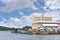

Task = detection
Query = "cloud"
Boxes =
[9,17,22,23]
[0,21,8,27]
[44,0,60,10]
[0,0,37,12]
[21,16,32,22]
[0,0,13,3]
[0,16,32,28]
[32,5,38,10]
[31,13,42,17]
[45,11,60,20]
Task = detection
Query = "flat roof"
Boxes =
[32,21,60,24]
[42,24,58,26]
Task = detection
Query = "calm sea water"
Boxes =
[0,31,60,40]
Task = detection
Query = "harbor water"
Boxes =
[0,31,60,40]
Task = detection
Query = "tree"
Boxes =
[22,26,32,31]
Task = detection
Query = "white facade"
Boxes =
[40,24,59,32]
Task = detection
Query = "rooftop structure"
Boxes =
[32,15,52,22]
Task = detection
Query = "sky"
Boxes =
[0,0,60,28]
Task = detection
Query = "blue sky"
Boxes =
[0,0,60,28]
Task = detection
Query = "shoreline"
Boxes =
[1,30,60,35]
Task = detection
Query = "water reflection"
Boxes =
[0,31,60,40]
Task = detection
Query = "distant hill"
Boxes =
[0,26,32,31]
[0,26,16,30]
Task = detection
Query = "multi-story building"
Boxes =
[32,15,52,22]
[32,15,60,34]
